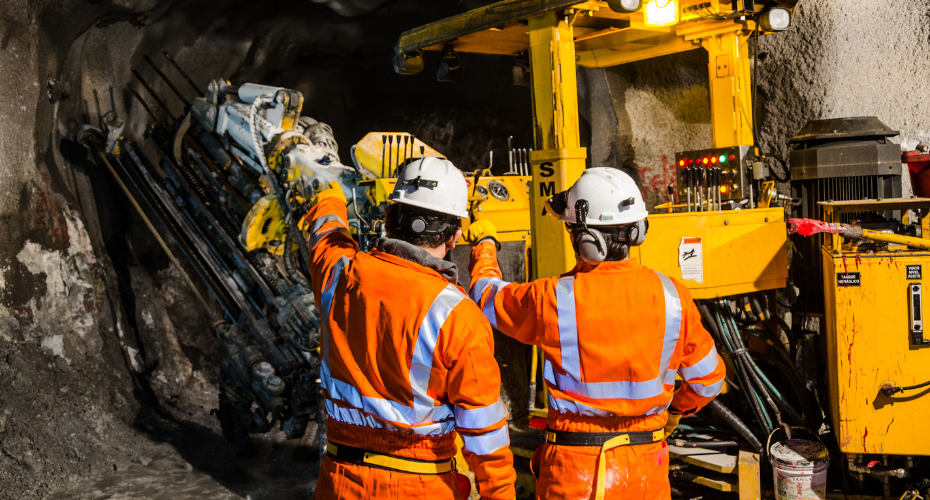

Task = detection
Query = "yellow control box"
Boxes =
[630,207,788,299]
[460,175,532,244]
[821,199,930,456]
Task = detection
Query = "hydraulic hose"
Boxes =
[708,399,764,454]
[715,301,773,434]
[723,305,805,426]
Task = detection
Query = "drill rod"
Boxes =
[127,86,164,127]
[131,69,176,121]
[162,50,202,95]
[88,137,212,315]
[143,54,191,107]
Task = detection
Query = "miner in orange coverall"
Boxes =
[301,157,515,500]
[466,167,726,500]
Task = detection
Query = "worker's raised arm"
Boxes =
[467,233,543,345]
[299,183,359,299]
[670,284,726,416]
[442,316,515,500]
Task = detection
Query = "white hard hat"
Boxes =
[556,167,648,225]
[388,157,469,219]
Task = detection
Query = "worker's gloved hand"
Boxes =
[465,219,500,248]
[311,181,347,206]
[663,413,682,438]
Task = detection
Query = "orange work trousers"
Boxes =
[313,455,467,500]
[532,441,671,500]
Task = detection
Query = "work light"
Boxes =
[607,0,642,14]
[760,7,792,31]
[643,0,679,27]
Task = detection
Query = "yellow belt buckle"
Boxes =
[326,442,338,455]
[653,430,665,442]
[546,431,556,443]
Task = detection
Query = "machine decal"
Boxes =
[907,265,922,280]
[837,272,861,287]
[678,237,703,283]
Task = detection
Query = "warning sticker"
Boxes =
[908,265,922,280]
[679,237,703,283]
[837,272,861,287]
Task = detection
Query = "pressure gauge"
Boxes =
[487,180,510,201]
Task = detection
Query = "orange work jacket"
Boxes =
[306,198,516,499]
[469,240,725,433]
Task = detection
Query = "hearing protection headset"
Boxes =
[546,192,648,264]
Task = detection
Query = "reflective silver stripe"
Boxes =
[320,257,446,425]
[310,227,350,248]
[312,214,348,233]
[555,276,581,380]
[654,271,683,385]
[470,277,502,303]
[690,379,724,397]
[320,260,457,429]
[471,277,508,329]
[410,285,466,420]
[547,393,616,418]
[678,347,720,381]
[325,364,454,426]
[543,272,682,401]
[645,401,673,416]
[320,256,351,384]
[461,425,510,456]
[454,399,508,430]
[544,358,665,400]
[325,399,454,436]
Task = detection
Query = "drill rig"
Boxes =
[81,71,375,453]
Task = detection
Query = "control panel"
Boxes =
[675,145,754,205]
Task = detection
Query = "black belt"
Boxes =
[545,428,665,447]
[326,442,454,475]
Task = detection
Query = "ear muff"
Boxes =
[627,218,648,246]
[575,228,608,264]
[410,217,428,234]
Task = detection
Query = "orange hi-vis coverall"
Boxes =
[469,240,726,500]
[306,198,516,500]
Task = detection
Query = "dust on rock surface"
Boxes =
[48,424,322,499]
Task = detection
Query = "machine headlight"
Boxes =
[393,51,424,76]
[643,0,679,27]
[436,47,463,82]
[760,7,792,31]
[607,0,642,14]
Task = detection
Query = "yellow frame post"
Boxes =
[702,31,755,148]
[527,11,587,280]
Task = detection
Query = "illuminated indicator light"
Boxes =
[678,159,686,167]
[711,156,718,164]
[732,184,739,190]
[719,155,727,163]
[728,154,736,162]
[643,0,679,27]
[687,159,693,166]
[720,185,728,194]
[702,157,709,165]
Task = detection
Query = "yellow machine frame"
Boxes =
[396,0,795,279]
[397,2,797,497]
[821,199,930,456]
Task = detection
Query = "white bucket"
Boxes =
[767,428,830,500]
